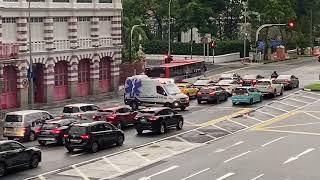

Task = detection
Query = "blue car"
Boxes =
[232,87,263,105]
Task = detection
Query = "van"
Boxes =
[3,110,54,141]
[124,75,189,111]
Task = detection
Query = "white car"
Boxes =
[62,103,100,119]
[256,79,284,97]
[216,79,239,95]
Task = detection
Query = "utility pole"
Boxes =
[310,9,313,50]
[243,0,248,61]
[168,0,172,56]
[28,0,34,109]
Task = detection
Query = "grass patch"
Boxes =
[304,83,320,91]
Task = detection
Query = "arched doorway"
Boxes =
[54,61,68,101]
[99,57,111,93]
[78,59,90,97]
[1,66,17,109]
[34,63,45,103]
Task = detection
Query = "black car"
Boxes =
[38,118,80,146]
[197,86,228,104]
[134,107,184,135]
[64,121,125,153]
[0,140,41,177]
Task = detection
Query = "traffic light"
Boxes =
[288,19,296,30]
[210,41,217,49]
[164,54,173,63]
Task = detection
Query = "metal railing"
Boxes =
[0,43,19,59]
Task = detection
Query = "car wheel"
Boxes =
[116,122,122,130]
[296,82,299,88]
[280,88,284,96]
[225,94,228,101]
[260,96,263,102]
[232,102,237,105]
[158,123,166,134]
[186,93,190,97]
[216,97,220,103]
[66,146,74,152]
[0,163,6,177]
[176,119,183,130]
[38,140,46,146]
[273,90,277,98]
[180,107,186,111]
[249,98,254,105]
[116,135,124,146]
[29,155,40,169]
[197,100,202,104]
[136,129,143,135]
[29,131,36,141]
[90,142,99,153]
[131,101,139,110]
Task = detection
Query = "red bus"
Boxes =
[145,59,205,82]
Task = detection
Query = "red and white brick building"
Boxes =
[0,0,122,110]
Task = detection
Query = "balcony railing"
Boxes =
[53,40,70,50]
[0,43,19,60]
[78,38,92,49]
[100,37,112,47]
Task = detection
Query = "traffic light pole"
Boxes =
[212,48,215,64]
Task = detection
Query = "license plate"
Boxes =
[202,97,208,99]
[6,128,14,131]
[41,131,50,135]
[70,139,81,143]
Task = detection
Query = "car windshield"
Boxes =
[277,75,291,79]
[217,80,232,86]
[257,81,271,85]
[42,123,60,130]
[164,84,181,95]
[138,111,156,116]
[68,126,87,135]
[243,75,257,79]
[194,80,210,86]
[5,115,22,122]
[63,107,79,113]
[234,88,248,95]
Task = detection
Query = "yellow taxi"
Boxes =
[176,82,199,97]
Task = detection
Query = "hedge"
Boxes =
[142,40,250,58]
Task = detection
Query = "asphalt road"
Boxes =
[3,57,320,180]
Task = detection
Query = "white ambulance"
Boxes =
[124,75,189,110]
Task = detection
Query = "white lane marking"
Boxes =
[283,148,315,165]
[303,112,320,121]
[71,165,90,180]
[261,136,286,147]
[300,95,318,101]
[214,141,244,153]
[277,101,299,108]
[176,136,197,147]
[303,91,320,97]
[103,157,124,173]
[286,97,308,104]
[195,129,217,139]
[181,168,210,180]
[70,152,87,158]
[250,174,264,180]
[265,105,289,113]
[132,150,152,163]
[256,109,276,117]
[267,122,320,129]
[244,115,263,123]
[216,172,235,180]
[227,118,249,128]
[38,175,46,180]
[224,151,251,163]
[185,121,199,126]
[139,165,179,180]
[211,124,233,135]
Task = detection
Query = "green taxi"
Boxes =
[231,87,263,105]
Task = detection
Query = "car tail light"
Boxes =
[81,134,90,140]
[209,91,216,96]
[35,128,41,134]
[148,116,158,121]
[252,80,257,84]
[51,128,62,135]
[63,134,69,138]
[93,115,101,121]
[22,127,26,132]
[240,80,244,84]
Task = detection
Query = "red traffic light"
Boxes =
[288,19,296,29]
[210,41,217,49]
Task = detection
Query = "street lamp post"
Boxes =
[28,0,34,109]
[129,24,144,63]
[168,0,172,56]
[243,0,248,61]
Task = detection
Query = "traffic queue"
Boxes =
[0,72,299,177]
